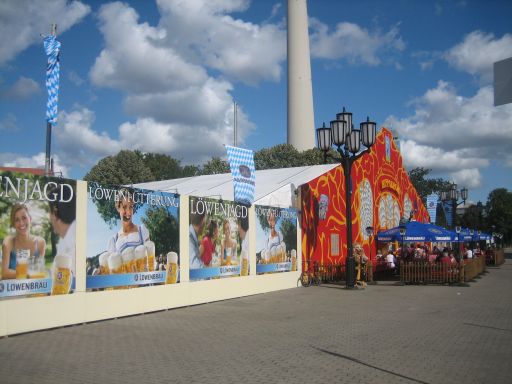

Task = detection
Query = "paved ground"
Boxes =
[1,252,512,384]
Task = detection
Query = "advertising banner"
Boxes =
[255,205,297,274]
[0,171,76,298]
[86,183,180,290]
[189,196,249,281]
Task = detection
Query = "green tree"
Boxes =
[280,217,297,251]
[486,188,512,245]
[254,144,301,170]
[182,164,200,177]
[460,202,486,231]
[84,150,154,185]
[84,151,154,227]
[407,167,451,203]
[201,157,230,175]
[142,205,180,259]
[141,153,184,181]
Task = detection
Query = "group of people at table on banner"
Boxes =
[1,182,76,296]
[375,241,488,273]
[189,210,249,276]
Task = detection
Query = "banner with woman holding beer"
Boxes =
[189,196,250,281]
[86,182,180,290]
[255,205,297,274]
[0,170,77,298]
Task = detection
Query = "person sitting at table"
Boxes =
[2,203,46,280]
[386,248,396,270]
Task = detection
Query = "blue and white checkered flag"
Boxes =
[226,146,256,205]
[44,35,61,125]
[426,193,439,223]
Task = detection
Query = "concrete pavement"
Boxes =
[1,259,512,384]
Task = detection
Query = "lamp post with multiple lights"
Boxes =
[316,107,376,288]
[440,183,468,229]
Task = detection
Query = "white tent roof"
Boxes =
[135,164,338,207]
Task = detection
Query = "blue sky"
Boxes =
[0,0,511,204]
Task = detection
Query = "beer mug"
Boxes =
[280,242,287,262]
[291,249,297,271]
[145,241,155,271]
[15,249,30,279]
[121,247,136,273]
[134,245,147,272]
[99,251,110,274]
[260,249,267,264]
[270,246,277,264]
[51,255,72,295]
[108,252,124,289]
[225,247,232,266]
[264,248,270,264]
[166,251,178,284]
[108,252,123,274]
[241,250,249,276]
[28,256,46,279]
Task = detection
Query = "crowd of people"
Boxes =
[375,242,489,273]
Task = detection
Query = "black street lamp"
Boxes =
[317,107,377,288]
[440,183,468,229]
[455,225,462,261]
[399,221,407,262]
[366,225,374,260]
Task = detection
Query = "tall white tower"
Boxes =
[287,0,315,151]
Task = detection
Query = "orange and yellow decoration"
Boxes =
[301,128,429,267]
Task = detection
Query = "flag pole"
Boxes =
[45,23,57,176]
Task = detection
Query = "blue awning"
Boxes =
[376,221,457,242]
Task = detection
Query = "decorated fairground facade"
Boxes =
[301,128,429,266]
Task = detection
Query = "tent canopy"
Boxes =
[377,221,457,242]
[134,164,339,207]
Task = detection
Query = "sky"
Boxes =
[0,0,511,204]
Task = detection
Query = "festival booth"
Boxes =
[301,128,429,271]
[0,164,337,336]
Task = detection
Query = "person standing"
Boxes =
[189,210,206,269]
[48,185,76,275]
[107,188,150,254]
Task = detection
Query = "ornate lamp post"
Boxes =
[366,226,374,260]
[455,225,462,261]
[440,183,468,229]
[399,221,407,260]
[316,107,377,288]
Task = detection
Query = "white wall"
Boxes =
[0,182,302,337]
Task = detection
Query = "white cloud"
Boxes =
[449,169,482,189]
[0,77,40,100]
[0,113,19,132]
[90,2,208,94]
[56,108,121,169]
[53,105,254,172]
[444,31,512,84]
[86,1,271,166]
[385,81,512,188]
[0,152,69,177]
[156,0,286,84]
[309,18,405,66]
[0,0,90,64]
[67,70,84,86]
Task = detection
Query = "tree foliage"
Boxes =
[142,205,180,259]
[201,157,230,175]
[407,167,451,203]
[84,150,153,185]
[141,153,185,181]
[486,188,512,245]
